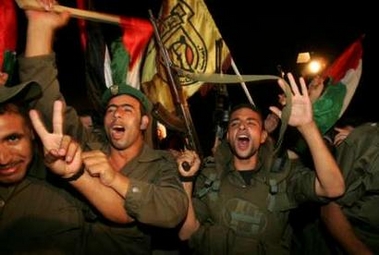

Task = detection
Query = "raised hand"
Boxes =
[25,0,70,30]
[29,100,83,178]
[270,73,313,128]
[37,0,55,10]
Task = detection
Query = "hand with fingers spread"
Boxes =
[268,73,344,200]
[270,73,313,128]
[19,0,190,252]
[29,100,83,178]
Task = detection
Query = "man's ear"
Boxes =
[140,115,149,130]
[260,129,268,144]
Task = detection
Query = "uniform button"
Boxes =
[131,187,140,193]
[0,199,5,208]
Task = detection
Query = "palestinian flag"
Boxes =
[0,0,17,85]
[293,35,363,156]
[313,35,364,134]
[76,0,153,114]
[111,17,153,89]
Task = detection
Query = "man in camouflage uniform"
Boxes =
[320,122,379,254]
[20,2,188,254]
[175,73,345,255]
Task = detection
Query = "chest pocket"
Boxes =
[224,198,267,237]
[201,156,296,216]
[267,156,297,212]
[197,156,295,209]
[196,173,220,202]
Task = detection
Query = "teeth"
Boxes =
[0,162,17,170]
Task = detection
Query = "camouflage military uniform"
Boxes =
[188,140,327,255]
[333,122,379,253]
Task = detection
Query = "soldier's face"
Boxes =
[0,112,34,184]
[227,107,267,159]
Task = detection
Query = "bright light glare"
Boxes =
[307,60,322,74]
[297,53,328,77]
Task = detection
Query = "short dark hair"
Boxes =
[0,102,32,128]
[228,103,263,122]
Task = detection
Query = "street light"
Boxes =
[307,59,322,74]
[297,52,328,78]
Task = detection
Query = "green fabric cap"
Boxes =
[101,83,152,113]
[0,81,41,103]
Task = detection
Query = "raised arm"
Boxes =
[19,1,76,135]
[24,2,70,57]
[29,100,133,223]
[270,73,345,198]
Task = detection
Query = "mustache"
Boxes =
[0,161,19,170]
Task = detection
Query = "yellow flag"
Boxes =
[142,0,231,113]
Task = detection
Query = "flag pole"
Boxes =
[148,10,203,159]
[230,59,256,106]
[211,39,230,154]
[15,0,121,24]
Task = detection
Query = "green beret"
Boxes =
[101,83,152,113]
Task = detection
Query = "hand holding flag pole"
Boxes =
[15,0,120,24]
[148,9,203,163]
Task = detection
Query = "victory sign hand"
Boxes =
[29,100,83,178]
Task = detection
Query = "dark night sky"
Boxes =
[206,2,377,119]
[16,0,377,155]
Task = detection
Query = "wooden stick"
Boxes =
[15,0,121,25]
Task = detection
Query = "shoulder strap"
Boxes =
[196,172,218,198]
[268,155,288,195]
